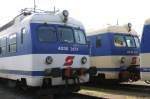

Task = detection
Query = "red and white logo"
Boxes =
[64,56,74,66]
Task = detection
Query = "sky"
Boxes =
[0,0,150,36]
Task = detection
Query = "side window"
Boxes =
[96,36,101,48]
[114,35,126,47]
[1,37,6,54]
[0,38,2,54]
[21,28,26,44]
[0,37,7,54]
[125,36,136,47]
[57,27,74,43]
[134,36,140,48]
[8,34,17,53]
[38,26,57,42]
[74,29,87,44]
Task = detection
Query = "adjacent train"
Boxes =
[87,24,140,83]
[0,8,95,92]
[140,18,150,84]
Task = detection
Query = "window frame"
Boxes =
[96,36,101,48]
[0,37,7,55]
[74,29,87,45]
[114,35,127,48]
[21,28,27,44]
[125,35,136,48]
[57,26,75,44]
[37,26,57,43]
[134,36,140,48]
[8,34,17,53]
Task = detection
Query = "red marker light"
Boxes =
[64,56,74,66]
[131,57,137,64]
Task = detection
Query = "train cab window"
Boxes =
[125,36,136,47]
[74,29,86,44]
[114,35,126,47]
[96,36,101,48]
[38,26,57,42]
[134,36,140,48]
[21,28,26,44]
[58,27,74,43]
[0,37,7,54]
[8,34,17,53]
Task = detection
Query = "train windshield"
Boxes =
[134,36,140,48]
[74,29,86,44]
[37,25,87,44]
[114,35,126,47]
[114,35,139,48]
[125,36,136,47]
[38,26,57,42]
[57,27,74,43]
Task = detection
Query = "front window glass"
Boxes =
[134,36,140,48]
[125,36,136,47]
[114,35,126,47]
[58,27,74,43]
[38,26,56,42]
[74,29,86,44]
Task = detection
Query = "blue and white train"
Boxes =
[0,9,94,91]
[87,24,140,82]
[140,19,150,83]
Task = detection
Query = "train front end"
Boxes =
[88,24,140,83]
[113,32,140,82]
[27,10,94,91]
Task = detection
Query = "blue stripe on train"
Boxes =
[88,33,139,56]
[97,67,149,72]
[0,70,44,76]
[0,67,148,77]
[0,23,89,58]
[140,67,150,72]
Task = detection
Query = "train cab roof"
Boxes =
[87,24,138,36]
[144,18,150,25]
[22,12,84,29]
[0,9,84,33]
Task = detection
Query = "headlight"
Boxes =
[62,10,69,23]
[62,10,69,17]
[81,57,87,64]
[121,57,126,64]
[45,56,53,64]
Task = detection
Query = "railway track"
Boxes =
[53,93,105,99]
[0,82,104,99]
[82,82,150,94]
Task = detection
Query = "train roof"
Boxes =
[87,24,138,36]
[144,18,150,25]
[0,9,84,32]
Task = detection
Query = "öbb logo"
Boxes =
[64,56,75,66]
